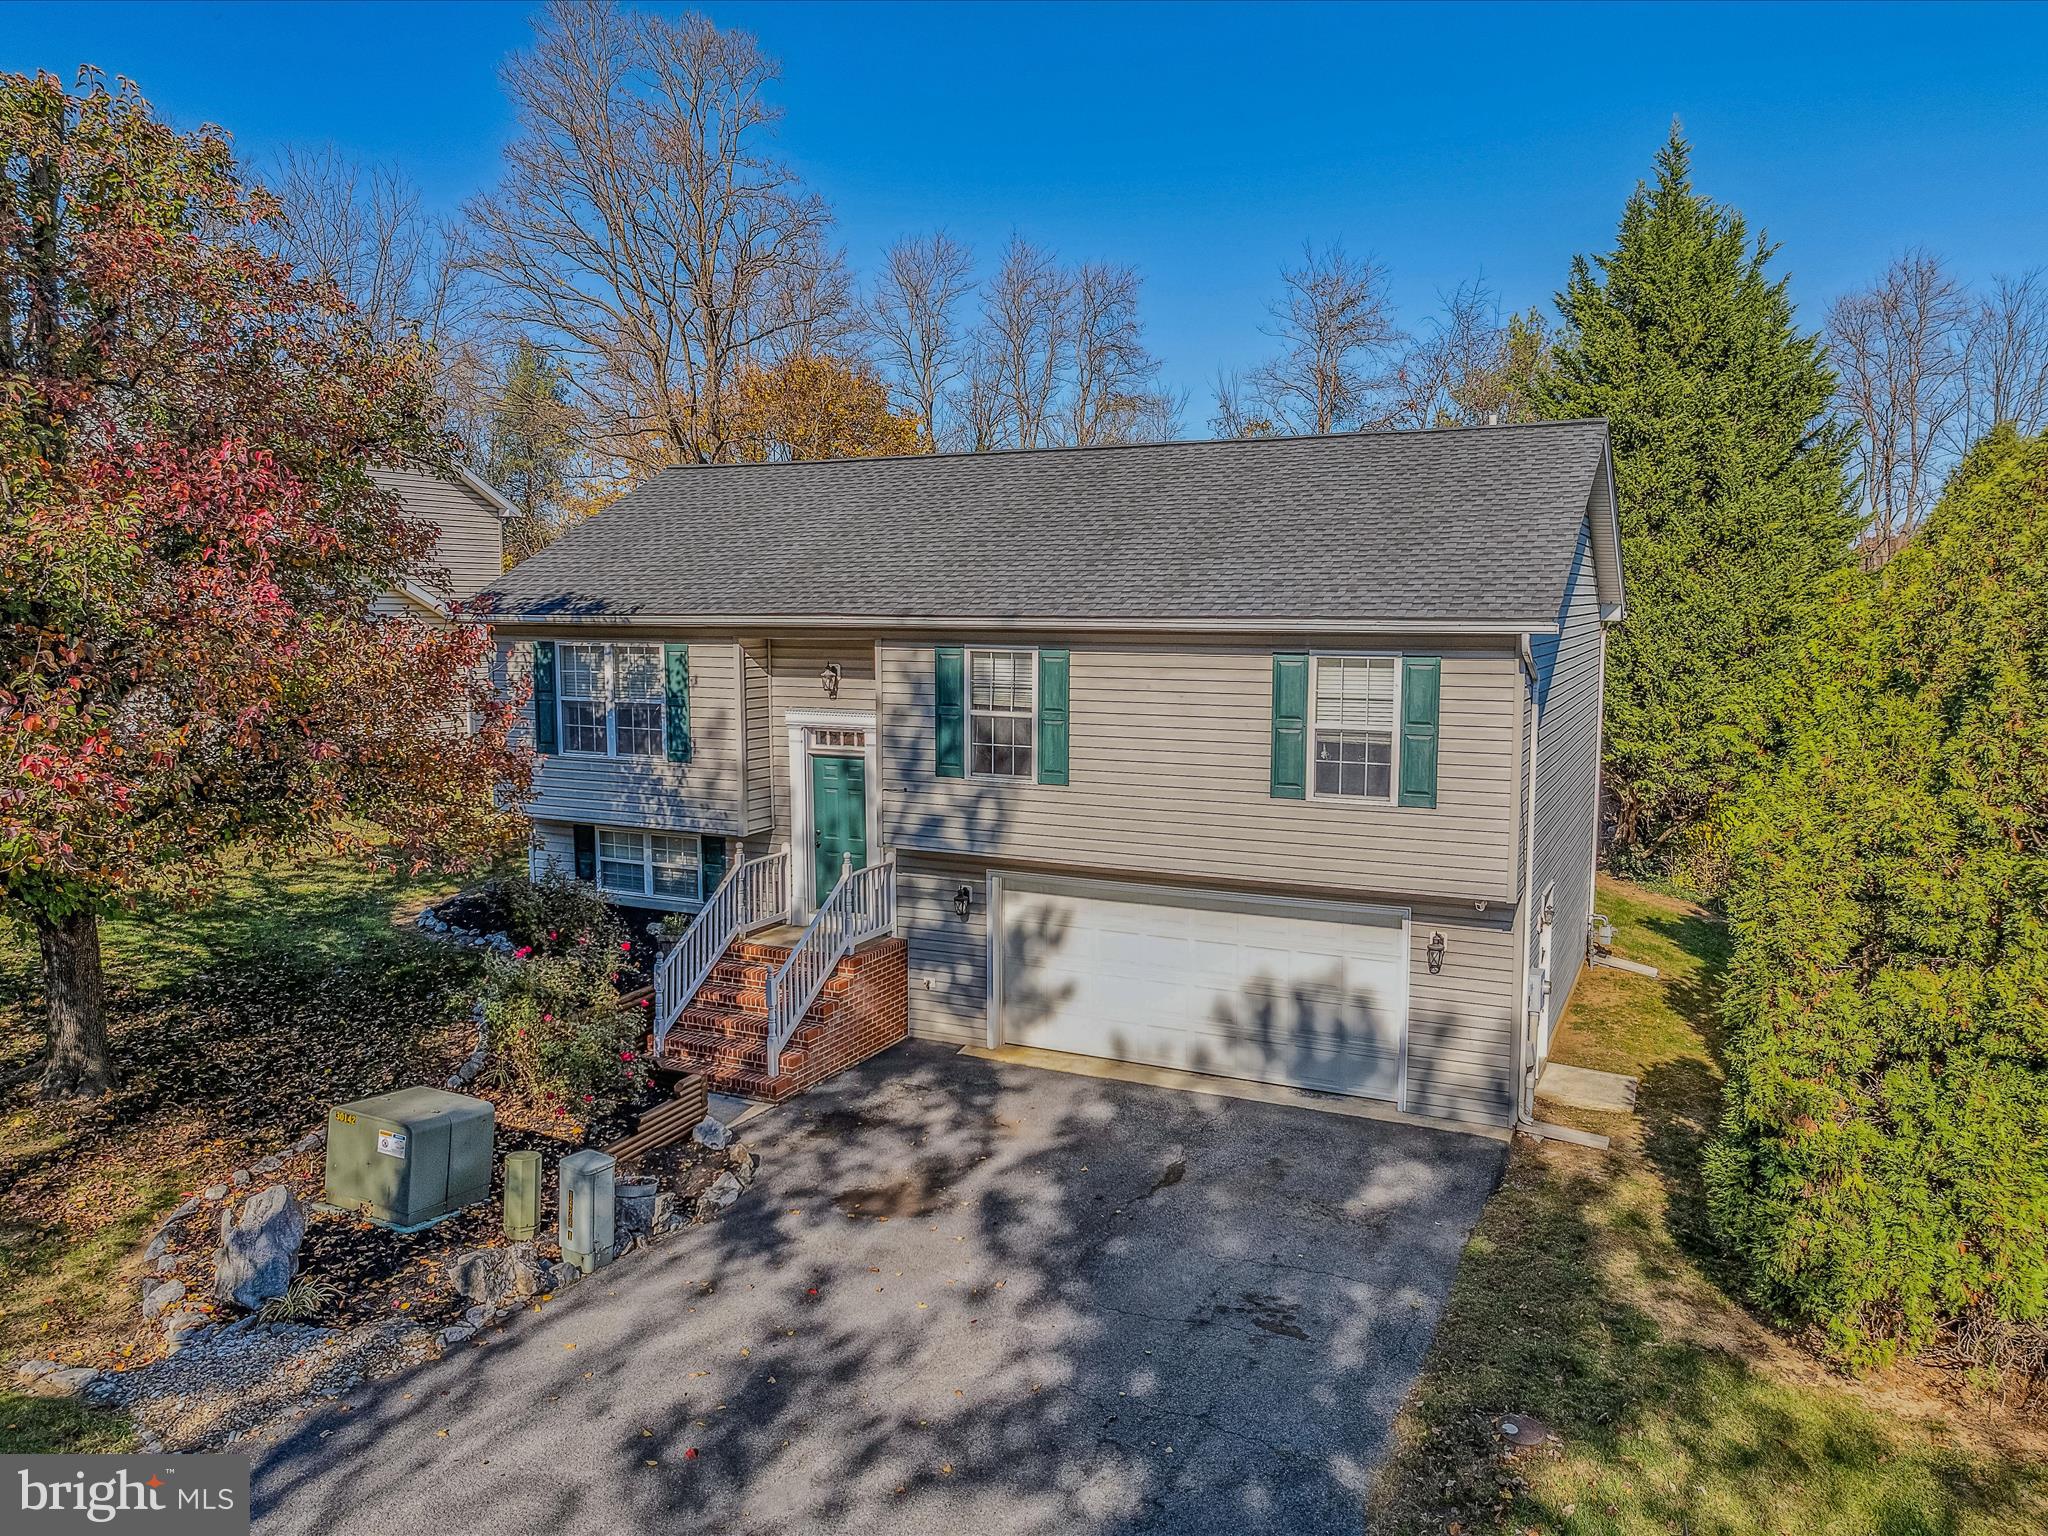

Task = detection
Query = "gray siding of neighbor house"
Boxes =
[879,636,1524,905]
[495,635,747,835]
[1526,516,1604,1041]
[372,466,504,604]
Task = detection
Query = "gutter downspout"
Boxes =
[1512,634,1608,1151]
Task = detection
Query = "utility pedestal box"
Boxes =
[325,1087,494,1232]
[558,1149,616,1273]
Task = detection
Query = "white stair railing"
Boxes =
[652,844,791,1055]
[763,851,897,1077]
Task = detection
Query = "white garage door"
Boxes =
[997,874,1409,1102]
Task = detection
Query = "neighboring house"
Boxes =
[473,422,1621,1129]
[369,463,514,623]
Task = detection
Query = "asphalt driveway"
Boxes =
[252,1042,1504,1535]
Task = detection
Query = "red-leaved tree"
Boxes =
[1,71,532,1102]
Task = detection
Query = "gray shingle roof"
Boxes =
[477,420,1611,631]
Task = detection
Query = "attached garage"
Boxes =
[993,873,1411,1105]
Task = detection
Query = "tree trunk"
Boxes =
[37,909,114,1100]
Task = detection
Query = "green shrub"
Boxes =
[479,932,650,1120]
[472,868,625,957]
[1705,426,2048,1368]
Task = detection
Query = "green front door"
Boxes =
[810,753,868,898]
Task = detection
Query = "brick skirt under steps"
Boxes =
[656,934,908,1102]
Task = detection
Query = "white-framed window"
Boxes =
[1311,654,1399,802]
[969,647,1035,780]
[594,827,702,902]
[559,642,666,758]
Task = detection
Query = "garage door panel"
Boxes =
[999,877,1408,1102]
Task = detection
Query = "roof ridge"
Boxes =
[642,417,1610,477]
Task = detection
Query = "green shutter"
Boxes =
[663,643,691,762]
[698,834,728,899]
[1399,656,1441,809]
[1036,648,1070,786]
[1270,653,1308,799]
[572,825,596,881]
[934,646,965,779]
[532,641,557,755]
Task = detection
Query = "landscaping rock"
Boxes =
[727,1145,758,1187]
[142,1280,187,1323]
[462,1305,491,1329]
[213,1184,306,1309]
[14,1358,57,1384]
[693,1171,742,1223]
[162,1310,213,1354]
[155,1253,178,1275]
[548,1260,582,1290]
[250,1154,284,1175]
[42,1366,100,1395]
[439,1324,476,1347]
[229,1168,250,1188]
[144,1233,172,1265]
[445,1242,547,1308]
[203,1184,228,1202]
[164,1197,202,1225]
[615,1178,658,1240]
[693,1117,731,1151]
[651,1193,678,1232]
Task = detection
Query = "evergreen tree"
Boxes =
[1536,127,1859,871]
[487,339,579,565]
[1704,425,2048,1366]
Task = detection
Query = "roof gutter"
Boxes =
[464,610,1560,637]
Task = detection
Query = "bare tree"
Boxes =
[465,1,841,472]
[973,234,1070,450]
[1828,250,1969,552]
[1956,268,2048,448]
[1209,370,1275,438]
[1395,279,1552,429]
[865,230,974,447]
[1063,260,1177,445]
[265,145,496,459]
[1239,242,1407,434]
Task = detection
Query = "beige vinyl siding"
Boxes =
[741,639,774,833]
[495,636,746,834]
[367,589,449,626]
[766,632,880,833]
[897,852,989,1044]
[1527,516,1605,1036]
[372,466,505,602]
[881,637,1522,905]
[1405,904,1519,1125]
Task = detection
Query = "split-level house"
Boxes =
[473,421,1621,1131]
[369,463,513,624]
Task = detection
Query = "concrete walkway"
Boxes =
[252,1043,1503,1536]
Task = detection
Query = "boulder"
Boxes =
[141,1279,187,1322]
[42,1366,100,1395]
[162,1309,212,1353]
[212,1184,306,1309]
[14,1358,57,1384]
[692,1117,731,1151]
[727,1145,758,1188]
[615,1178,659,1241]
[445,1243,547,1308]
[202,1184,228,1203]
[693,1171,743,1224]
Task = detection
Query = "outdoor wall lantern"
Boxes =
[1426,931,1447,975]
[819,663,842,698]
[953,885,974,922]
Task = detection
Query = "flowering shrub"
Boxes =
[467,869,626,958]
[479,938,651,1119]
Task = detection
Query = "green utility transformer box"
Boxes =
[325,1087,494,1231]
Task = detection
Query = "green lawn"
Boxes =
[1369,877,2048,1536]
[0,850,482,1451]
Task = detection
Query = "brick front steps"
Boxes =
[656,933,908,1102]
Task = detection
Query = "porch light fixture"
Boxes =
[953,884,974,922]
[819,663,842,698]
[1426,931,1447,975]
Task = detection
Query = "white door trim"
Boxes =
[987,868,1415,1109]
[784,708,879,914]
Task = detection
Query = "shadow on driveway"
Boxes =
[252,1042,1504,1536]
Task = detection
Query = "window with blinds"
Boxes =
[1311,655,1398,801]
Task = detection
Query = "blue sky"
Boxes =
[9,1,2047,412]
